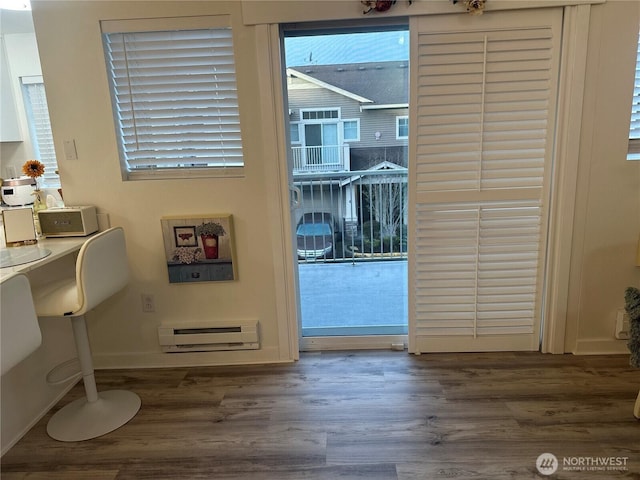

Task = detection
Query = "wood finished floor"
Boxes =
[1,351,639,479]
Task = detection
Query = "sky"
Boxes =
[284,30,409,67]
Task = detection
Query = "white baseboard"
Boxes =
[92,346,289,369]
[573,338,631,355]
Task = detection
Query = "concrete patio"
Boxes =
[298,260,408,336]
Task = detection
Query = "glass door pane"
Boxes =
[283,26,409,347]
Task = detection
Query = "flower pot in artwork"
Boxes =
[201,234,219,259]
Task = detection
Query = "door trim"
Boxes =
[540,4,591,354]
[264,6,592,357]
[258,23,300,360]
[300,335,408,352]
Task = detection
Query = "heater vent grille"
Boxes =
[174,327,241,335]
[158,321,259,353]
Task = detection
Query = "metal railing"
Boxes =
[291,144,350,172]
[293,169,408,263]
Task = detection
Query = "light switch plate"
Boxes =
[63,139,78,160]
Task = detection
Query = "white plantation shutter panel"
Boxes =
[415,29,552,193]
[409,10,561,353]
[102,17,243,178]
[415,202,541,337]
[21,77,59,187]
[629,32,640,160]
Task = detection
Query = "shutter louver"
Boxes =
[103,26,243,177]
[628,32,640,160]
[410,10,561,353]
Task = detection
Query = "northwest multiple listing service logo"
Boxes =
[536,453,630,476]
[536,453,559,475]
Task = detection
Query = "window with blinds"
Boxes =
[629,30,640,161]
[20,76,59,188]
[409,9,561,353]
[101,16,244,180]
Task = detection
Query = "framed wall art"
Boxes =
[161,214,237,284]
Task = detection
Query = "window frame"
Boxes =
[290,122,301,144]
[396,115,409,140]
[343,119,360,142]
[101,15,245,180]
[20,75,60,188]
[628,27,640,161]
[300,108,340,121]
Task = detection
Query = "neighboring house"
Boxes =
[287,61,408,172]
[287,61,409,240]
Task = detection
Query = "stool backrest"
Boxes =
[75,227,129,316]
[1,273,42,375]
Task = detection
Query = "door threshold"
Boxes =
[300,334,407,352]
[302,325,407,337]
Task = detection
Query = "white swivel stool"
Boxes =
[1,273,42,376]
[31,227,140,441]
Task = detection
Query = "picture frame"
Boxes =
[173,226,197,247]
[161,214,237,284]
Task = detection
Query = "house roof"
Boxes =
[339,161,408,187]
[288,61,409,107]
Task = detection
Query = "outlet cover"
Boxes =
[615,309,630,340]
[141,293,155,313]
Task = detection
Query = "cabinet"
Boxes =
[167,260,234,283]
[0,38,22,142]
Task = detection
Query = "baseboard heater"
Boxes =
[158,321,259,353]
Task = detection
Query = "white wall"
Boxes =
[565,1,640,354]
[29,0,295,369]
[23,0,640,363]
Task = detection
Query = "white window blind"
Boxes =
[628,30,640,160]
[409,10,561,353]
[21,76,59,187]
[102,17,243,179]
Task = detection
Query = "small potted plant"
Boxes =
[195,221,226,259]
[22,159,45,210]
[624,287,640,419]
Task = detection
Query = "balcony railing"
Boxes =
[293,169,408,263]
[291,144,350,173]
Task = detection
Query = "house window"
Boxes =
[302,109,339,120]
[101,16,244,180]
[21,76,59,187]
[396,116,408,139]
[343,120,359,142]
[290,123,301,143]
[628,29,640,160]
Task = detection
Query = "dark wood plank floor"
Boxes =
[1,351,639,479]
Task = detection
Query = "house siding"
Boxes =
[287,79,408,150]
[358,108,408,148]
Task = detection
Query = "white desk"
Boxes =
[0,236,88,281]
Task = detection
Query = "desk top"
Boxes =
[1,247,51,268]
[0,237,88,281]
